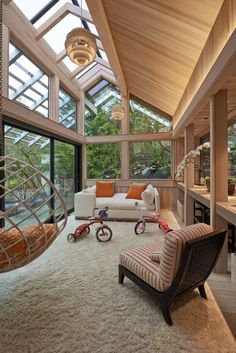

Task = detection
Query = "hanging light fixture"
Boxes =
[65,0,97,66]
[111,104,125,120]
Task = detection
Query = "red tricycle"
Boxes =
[67,207,112,242]
[134,203,173,235]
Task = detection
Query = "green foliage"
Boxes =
[54,141,75,179]
[129,108,170,134]
[85,108,121,136]
[129,141,172,179]
[87,143,121,179]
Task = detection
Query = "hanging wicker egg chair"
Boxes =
[0,156,67,273]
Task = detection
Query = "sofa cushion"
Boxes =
[126,183,147,200]
[96,181,115,197]
[142,184,155,206]
[83,185,96,193]
[96,193,145,210]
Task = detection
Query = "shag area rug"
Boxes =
[0,213,235,353]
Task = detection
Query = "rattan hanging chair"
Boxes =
[0,156,67,273]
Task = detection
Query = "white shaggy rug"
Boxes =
[0,213,236,353]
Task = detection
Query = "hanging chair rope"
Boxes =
[0,156,67,273]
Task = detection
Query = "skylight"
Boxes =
[44,13,83,54]
[33,0,70,29]
[13,0,50,20]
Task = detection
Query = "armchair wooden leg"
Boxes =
[159,302,172,326]
[198,284,207,299]
[119,265,125,284]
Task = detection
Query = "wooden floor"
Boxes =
[207,272,236,338]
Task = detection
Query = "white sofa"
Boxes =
[74,184,160,220]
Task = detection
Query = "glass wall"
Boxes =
[200,123,236,179]
[129,141,172,179]
[85,80,121,136]
[59,88,77,131]
[4,124,79,225]
[9,43,49,118]
[228,123,236,178]
[129,97,172,134]
[86,143,121,179]
[54,140,75,211]
[4,125,51,226]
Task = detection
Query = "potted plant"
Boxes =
[205,176,236,195]
[205,176,210,192]
[228,178,236,195]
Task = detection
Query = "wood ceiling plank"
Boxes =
[86,0,127,98]
[102,0,223,117]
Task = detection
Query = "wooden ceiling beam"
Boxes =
[80,69,116,91]
[35,3,93,41]
[86,0,127,98]
[70,57,110,79]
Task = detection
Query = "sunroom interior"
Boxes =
[1,0,236,342]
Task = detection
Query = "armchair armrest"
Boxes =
[74,191,96,218]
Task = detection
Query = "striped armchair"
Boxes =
[119,223,226,325]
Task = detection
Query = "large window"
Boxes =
[87,143,121,179]
[4,125,51,226]
[59,88,77,131]
[129,97,172,134]
[4,124,79,225]
[54,141,75,211]
[200,123,236,179]
[228,123,236,178]
[85,80,121,136]
[9,43,49,118]
[129,141,172,179]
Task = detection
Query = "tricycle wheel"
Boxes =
[135,220,145,235]
[158,224,162,229]
[86,226,90,235]
[96,226,112,242]
[67,233,76,243]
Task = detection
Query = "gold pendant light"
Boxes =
[111,104,125,120]
[65,0,97,66]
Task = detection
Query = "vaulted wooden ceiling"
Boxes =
[99,0,224,117]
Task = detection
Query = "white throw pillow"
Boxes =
[83,185,96,193]
[141,184,154,206]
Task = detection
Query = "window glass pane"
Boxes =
[129,141,172,179]
[100,50,109,62]
[33,0,71,29]
[87,143,121,179]
[76,62,97,79]
[44,14,83,54]
[54,140,75,211]
[228,123,236,178]
[13,0,50,20]
[4,125,51,227]
[59,88,77,131]
[85,80,121,136]
[62,56,79,72]
[200,135,210,179]
[129,97,172,134]
[8,43,49,118]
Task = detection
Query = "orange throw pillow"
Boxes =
[96,181,115,197]
[126,183,147,200]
